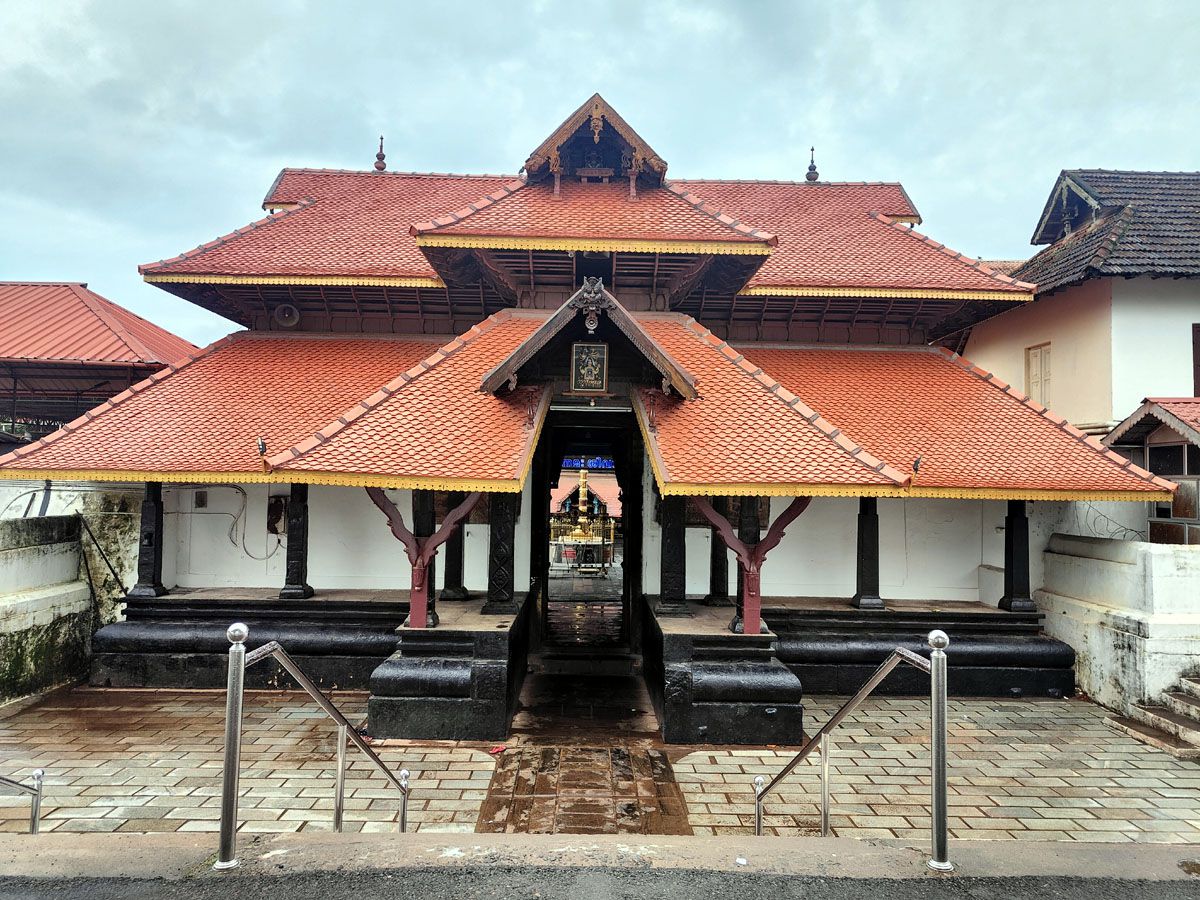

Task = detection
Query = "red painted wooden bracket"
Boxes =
[366,488,482,628]
[690,495,812,635]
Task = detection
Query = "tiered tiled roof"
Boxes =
[0,282,195,366]
[411,180,776,252]
[0,312,1171,500]
[267,313,549,489]
[0,334,444,481]
[1019,170,1200,294]
[673,181,1032,296]
[140,170,1032,300]
[742,344,1174,498]
[141,171,515,284]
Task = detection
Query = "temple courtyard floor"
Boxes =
[2,686,1199,843]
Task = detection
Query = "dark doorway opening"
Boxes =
[514,406,658,743]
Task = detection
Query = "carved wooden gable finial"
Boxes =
[590,101,604,144]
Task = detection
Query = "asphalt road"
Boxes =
[2,870,1200,900]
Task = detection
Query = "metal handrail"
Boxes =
[215,623,411,871]
[0,770,44,834]
[754,630,952,873]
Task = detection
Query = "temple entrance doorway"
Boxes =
[512,406,659,745]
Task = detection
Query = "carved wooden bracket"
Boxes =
[690,495,812,635]
[365,487,482,628]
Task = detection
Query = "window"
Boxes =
[1025,343,1051,406]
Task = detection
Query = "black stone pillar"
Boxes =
[279,483,315,599]
[127,482,167,598]
[412,490,438,625]
[483,491,519,615]
[657,495,691,616]
[703,496,730,606]
[1000,499,1036,612]
[733,496,760,625]
[851,497,884,610]
[440,490,469,601]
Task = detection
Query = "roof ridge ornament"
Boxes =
[374,136,386,172]
[568,276,610,333]
[806,147,819,182]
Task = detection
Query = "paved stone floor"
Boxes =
[5,688,1200,843]
[0,688,493,834]
[675,696,1200,842]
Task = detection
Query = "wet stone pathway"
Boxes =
[476,746,691,835]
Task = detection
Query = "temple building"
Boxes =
[0,96,1173,744]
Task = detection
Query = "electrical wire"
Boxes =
[0,482,283,560]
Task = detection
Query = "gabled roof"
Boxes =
[742,344,1172,499]
[0,333,444,482]
[412,179,776,255]
[1021,169,1200,292]
[480,278,698,398]
[632,316,913,496]
[524,93,667,182]
[0,312,1171,501]
[671,181,1033,298]
[141,171,516,286]
[0,282,195,366]
[267,313,549,491]
[1105,398,1200,448]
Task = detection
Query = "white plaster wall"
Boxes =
[663,491,989,603]
[964,279,1114,428]
[1038,533,1200,710]
[168,483,510,593]
[1111,277,1200,418]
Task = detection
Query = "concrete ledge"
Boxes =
[0,833,1198,881]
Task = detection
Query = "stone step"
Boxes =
[1165,691,1200,721]
[1130,704,1200,745]
[1106,715,1200,759]
[1178,677,1200,701]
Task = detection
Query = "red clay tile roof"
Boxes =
[412,180,775,250]
[0,282,196,366]
[142,169,1030,298]
[267,312,548,490]
[140,171,516,283]
[633,315,911,494]
[672,181,1033,295]
[552,470,622,517]
[1105,397,1200,448]
[1,312,1163,499]
[0,333,443,480]
[741,344,1172,498]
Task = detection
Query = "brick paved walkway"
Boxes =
[675,696,1200,842]
[0,689,493,834]
[6,689,1200,842]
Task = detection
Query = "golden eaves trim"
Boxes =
[934,346,1177,495]
[652,481,1171,501]
[869,213,1039,293]
[267,310,518,470]
[0,335,240,471]
[0,467,527,492]
[678,317,912,487]
[143,274,445,288]
[737,286,1032,301]
[414,234,773,256]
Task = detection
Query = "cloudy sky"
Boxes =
[2,0,1198,346]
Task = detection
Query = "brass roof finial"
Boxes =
[374,135,386,172]
[806,147,819,182]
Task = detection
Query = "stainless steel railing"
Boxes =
[753,630,952,872]
[215,623,411,871]
[0,769,44,834]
